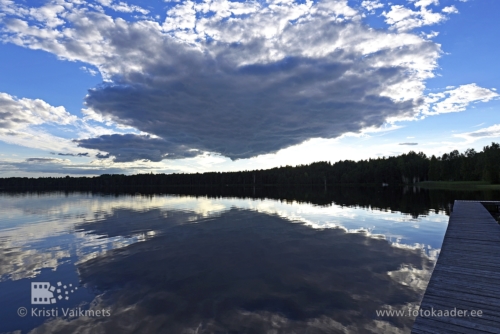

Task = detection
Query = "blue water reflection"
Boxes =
[0,191,449,333]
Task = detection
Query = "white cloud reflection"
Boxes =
[0,192,446,282]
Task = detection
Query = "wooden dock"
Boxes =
[411,200,500,333]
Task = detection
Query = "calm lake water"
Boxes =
[1,186,498,333]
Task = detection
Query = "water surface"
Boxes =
[1,187,492,333]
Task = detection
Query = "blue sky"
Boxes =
[0,0,498,176]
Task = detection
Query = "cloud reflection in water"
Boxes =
[31,207,432,333]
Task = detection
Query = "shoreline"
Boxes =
[416,181,500,190]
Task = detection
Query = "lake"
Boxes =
[1,186,498,333]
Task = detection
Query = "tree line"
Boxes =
[0,142,499,189]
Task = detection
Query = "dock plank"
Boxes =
[411,201,500,334]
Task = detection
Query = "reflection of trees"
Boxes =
[3,185,499,218]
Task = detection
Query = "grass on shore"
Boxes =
[417,181,500,190]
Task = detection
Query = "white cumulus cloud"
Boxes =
[423,84,499,115]
[383,0,455,32]
[96,0,149,14]
[361,0,384,12]
[0,92,76,130]
[442,5,458,14]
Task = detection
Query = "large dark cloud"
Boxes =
[80,53,422,161]
[30,208,431,333]
[0,0,440,162]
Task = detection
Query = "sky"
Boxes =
[0,0,499,177]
